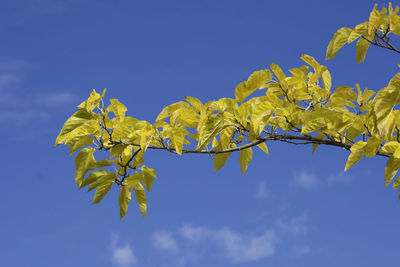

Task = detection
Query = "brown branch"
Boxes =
[362,35,400,54]
[110,134,390,158]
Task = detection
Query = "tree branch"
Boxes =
[109,134,390,158]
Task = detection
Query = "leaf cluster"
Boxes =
[55,3,400,218]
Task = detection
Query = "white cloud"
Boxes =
[151,231,179,253]
[292,245,311,256]
[255,181,269,199]
[276,214,308,236]
[179,224,277,263]
[292,170,319,189]
[110,234,137,267]
[0,59,77,133]
[0,73,20,89]
[328,172,352,183]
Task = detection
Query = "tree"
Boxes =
[55,3,400,219]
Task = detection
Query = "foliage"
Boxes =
[55,3,400,219]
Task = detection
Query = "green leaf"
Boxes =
[344,141,367,171]
[74,147,112,187]
[326,27,352,60]
[118,184,132,219]
[239,147,253,174]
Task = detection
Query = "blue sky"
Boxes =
[1,0,400,266]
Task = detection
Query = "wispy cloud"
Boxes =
[179,224,278,263]
[0,59,77,136]
[255,181,269,199]
[328,172,352,183]
[292,245,311,256]
[151,231,179,254]
[276,214,308,236]
[151,215,312,265]
[110,234,137,267]
[292,170,319,189]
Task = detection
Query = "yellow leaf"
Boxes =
[80,169,107,189]
[92,181,113,204]
[77,89,102,112]
[197,113,233,151]
[239,147,253,174]
[257,143,269,155]
[312,132,325,153]
[348,22,368,43]
[74,147,112,187]
[55,109,94,146]
[326,27,352,60]
[301,118,326,135]
[355,34,371,64]
[110,144,126,159]
[368,4,380,35]
[118,184,132,219]
[91,172,117,204]
[121,145,133,165]
[88,172,117,192]
[64,120,100,145]
[321,69,332,91]
[381,141,400,154]
[235,69,271,102]
[251,102,274,135]
[156,101,189,122]
[270,63,286,81]
[141,165,157,191]
[365,135,381,157]
[214,152,232,172]
[344,141,367,171]
[68,136,94,156]
[127,178,147,217]
[184,96,203,112]
[394,147,400,159]
[385,156,400,187]
[393,176,400,189]
[107,99,127,121]
[171,127,189,155]
[372,73,400,134]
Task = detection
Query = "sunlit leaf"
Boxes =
[118,184,132,219]
[239,147,253,174]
